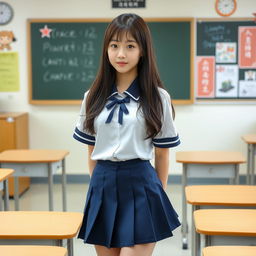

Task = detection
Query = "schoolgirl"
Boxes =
[73,13,181,256]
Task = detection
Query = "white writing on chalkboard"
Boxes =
[42,57,95,68]
[50,27,97,39]
[202,25,231,49]
[43,42,76,53]
[43,70,95,83]
[51,29,77,39]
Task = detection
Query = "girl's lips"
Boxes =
[117,62,128,67]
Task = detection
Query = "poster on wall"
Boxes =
[0,52,20,92]
[238,27,256,68]
[196,19,256,101]
[196,56,215,98]
[216,65,238,98]
[239,81,256,97]
[216,42,236,63]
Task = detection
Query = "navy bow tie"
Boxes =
[105,95,130,125]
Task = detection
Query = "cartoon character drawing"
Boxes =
[0,31,16,51]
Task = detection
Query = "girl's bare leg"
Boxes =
[120,243,156,256]
[95,245,121,256]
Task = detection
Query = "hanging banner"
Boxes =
[196,56,215,98]
[238,26,256,68]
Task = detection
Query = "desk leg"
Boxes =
[67,238,74,256]
[234,164,239,184]
[192,205,200,256]
[62,159,67,211]
[3,179,9,211]
[55,239,63,246]
[205,235,211,247]
[0,191,2,211]
[247,145,251,184]
[181,163,188,249]
[14,177,19,211]
[252,145,255,185]
[48,163,54,211]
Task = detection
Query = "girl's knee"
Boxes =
[120,243,156,256]
[95,245,120,256]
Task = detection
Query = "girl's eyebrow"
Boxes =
[110,39,137,43]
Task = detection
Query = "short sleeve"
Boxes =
[152,89,181,148]
[73,91,96,145]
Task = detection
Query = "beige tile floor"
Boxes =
[7,183,192,256]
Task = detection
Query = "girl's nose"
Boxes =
[117,47,126,58]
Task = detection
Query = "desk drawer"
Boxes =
[187,164,236,178]
[1,162,61,177]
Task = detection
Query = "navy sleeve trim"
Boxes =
[73,127,95,145]
[152,135,180,148]
[75,127,95,140]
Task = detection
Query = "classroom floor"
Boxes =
[8,183,192,256]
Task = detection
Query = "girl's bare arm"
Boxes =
[88,145,97,176]
[154,147,170,190]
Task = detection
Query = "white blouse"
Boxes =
[73,78,180,161]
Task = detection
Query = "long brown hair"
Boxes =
[85,13,175,139]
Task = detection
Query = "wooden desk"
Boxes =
[242,134,256,185]
[0,150,69,211]
[176,151,246,249]
[0,169,14,211]
[0,245,67,256]
[186,185,256,256]
[203,246,256,256]
[194,209,256,255]
[0,211,83,256]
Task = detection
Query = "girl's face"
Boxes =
[107,33,141,77]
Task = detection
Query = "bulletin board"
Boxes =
[196,18,256,101]
[27,18,194,105]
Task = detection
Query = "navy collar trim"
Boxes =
[108,78,140,102]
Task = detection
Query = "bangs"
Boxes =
[107,24,141,44]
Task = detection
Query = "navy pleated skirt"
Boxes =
[78,158,181,248]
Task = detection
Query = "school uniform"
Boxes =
[73,78,181,248]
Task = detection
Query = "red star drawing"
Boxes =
[40,25,52,38]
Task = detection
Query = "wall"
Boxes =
[0,0,255,175]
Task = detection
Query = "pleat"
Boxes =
[144,185,174,239]
[86,169,118,247]
[157,185,181,230]
[130,169,157,243]
[77,185,93,239]
[84,186,103,241]
[110,168,134,247]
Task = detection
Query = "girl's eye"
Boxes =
[110,44,118,48]
[127,44,135,49]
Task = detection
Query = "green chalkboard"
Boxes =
[28,18,193,104]
[196,18,256,100]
